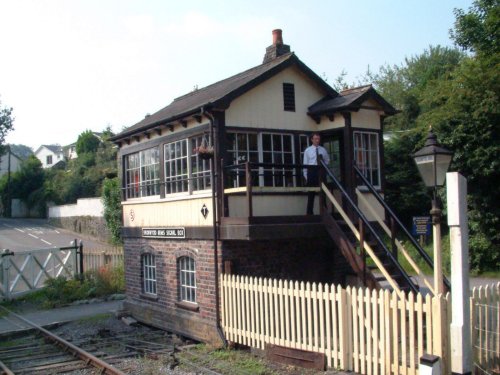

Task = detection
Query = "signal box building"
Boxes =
[111,30,399,344]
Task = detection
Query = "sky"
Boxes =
[0,0,473,150]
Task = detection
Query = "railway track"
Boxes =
[0,305,228,375]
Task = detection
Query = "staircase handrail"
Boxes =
[353,164,450,291]
[319,159,418,294]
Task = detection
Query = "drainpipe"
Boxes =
[203,108,228,347]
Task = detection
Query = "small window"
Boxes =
[46,155,53,165]
[142,253,157,295]
[282,83,296,112]
[178,257,196,303]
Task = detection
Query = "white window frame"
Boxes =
[227,131,296,188]
[353,131,381,188]
[125,147,160,199]
[142,253,157,295]
[178,256,196,304]
[260,132,295,187]
[164,139,189,195]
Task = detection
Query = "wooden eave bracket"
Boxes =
[193,114,202,123]
[180,119,188,128]
[167,124,174,132]
[143,131,150,139]
[155,127,162,136]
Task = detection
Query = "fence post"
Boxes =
[446,172,472,374]
[1,249,14,301]
[419,354,441,375]
[78,240,84,277]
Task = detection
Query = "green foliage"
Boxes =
[370,2,500,272]
[76,130,101,154]
[0,99,14,153]
[41,264,124,308]
[102,177,122,244]
[451,0,500,55]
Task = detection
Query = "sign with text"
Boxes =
[142,227,186,239]
[412,216,431,236]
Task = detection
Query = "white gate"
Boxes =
[0,245,79,300]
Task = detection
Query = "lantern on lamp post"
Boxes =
[413,129,453,295]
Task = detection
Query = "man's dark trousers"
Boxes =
[306,167,319,215]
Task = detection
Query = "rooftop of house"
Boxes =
[36,144,63,154]
[112,29,396,142]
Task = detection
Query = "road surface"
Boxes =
[0,218,103,251]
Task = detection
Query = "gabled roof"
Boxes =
[308,84,398,117]
[111,53,338,141]
[35,144,63,155]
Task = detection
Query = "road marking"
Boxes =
[54,230,60,234]
[3,223,13,228]
[28,233,38,239]
[41,239,52,245]
[15,228,25,233]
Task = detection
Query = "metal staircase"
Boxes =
[318,159,450,298]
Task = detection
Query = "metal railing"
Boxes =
[319,158,419,294]
[353,164,451,291]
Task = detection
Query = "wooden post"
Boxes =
[78,240,84,278]
[359,218,366,286]
[245,162,253,217]
[220,158,228,217]
[1,249,13,300]
[390,217,397,260]
[447,172,472,374]
[318,158,325,215]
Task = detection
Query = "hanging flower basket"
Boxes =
[196,145,214,160]
[196,135,214,160]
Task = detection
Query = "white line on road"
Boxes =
[28,233,38,239]
[54,230,60,234]
[41,239,52,245]
[3,223,13,228]
[15,228,25,233]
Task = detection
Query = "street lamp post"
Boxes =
[413,130,453,295]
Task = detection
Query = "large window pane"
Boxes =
[124,147,160,199]
[353,131,380,187]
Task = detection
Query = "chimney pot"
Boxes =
[272,29,283,45]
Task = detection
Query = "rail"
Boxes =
[319,159,418,294]
[353,164,451,292]
[0,305,126,375]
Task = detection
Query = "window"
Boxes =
[353,131,380,187]
[125,147,160,198]
[261,133,295,187]
[46,155,53,165]
[227,132,296,187]
[164,140,188,194]
[178,257,196,303]
[283,83,296,112]
[142,253,157,295]
[190,136,211,191]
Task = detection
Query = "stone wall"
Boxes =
[49,216,111,243]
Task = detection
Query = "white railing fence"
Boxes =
[82,246,123,272]
[1,246,78,300]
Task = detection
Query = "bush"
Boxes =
[41,264,125,308]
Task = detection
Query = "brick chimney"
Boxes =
[263,29,291,64]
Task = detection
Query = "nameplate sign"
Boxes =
[142,227,186,239]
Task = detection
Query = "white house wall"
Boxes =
[0,153,22,177]
[122,196,214,227]
[226,65,344,131]
[350,100,383,130]
[35,147,63,168]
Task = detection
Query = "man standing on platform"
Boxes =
[303,133,330,215]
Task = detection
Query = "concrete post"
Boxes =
[1,249,13,300]
[446,172,472,375]
[420,354,441,375]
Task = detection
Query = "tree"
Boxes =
[76,130,101,155]
[451,0,500,56]
[0,99,14,155]
[102,178,122,244]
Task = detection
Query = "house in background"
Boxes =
[0,148,22,177]
[110,29,413,345]
[64,131,103,160]
[34,145,64,168]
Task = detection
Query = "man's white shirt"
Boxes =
[303,145,330,178]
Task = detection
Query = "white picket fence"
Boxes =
[82,246,123,272]
[221,275,499,375]
[471,283,500,374]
